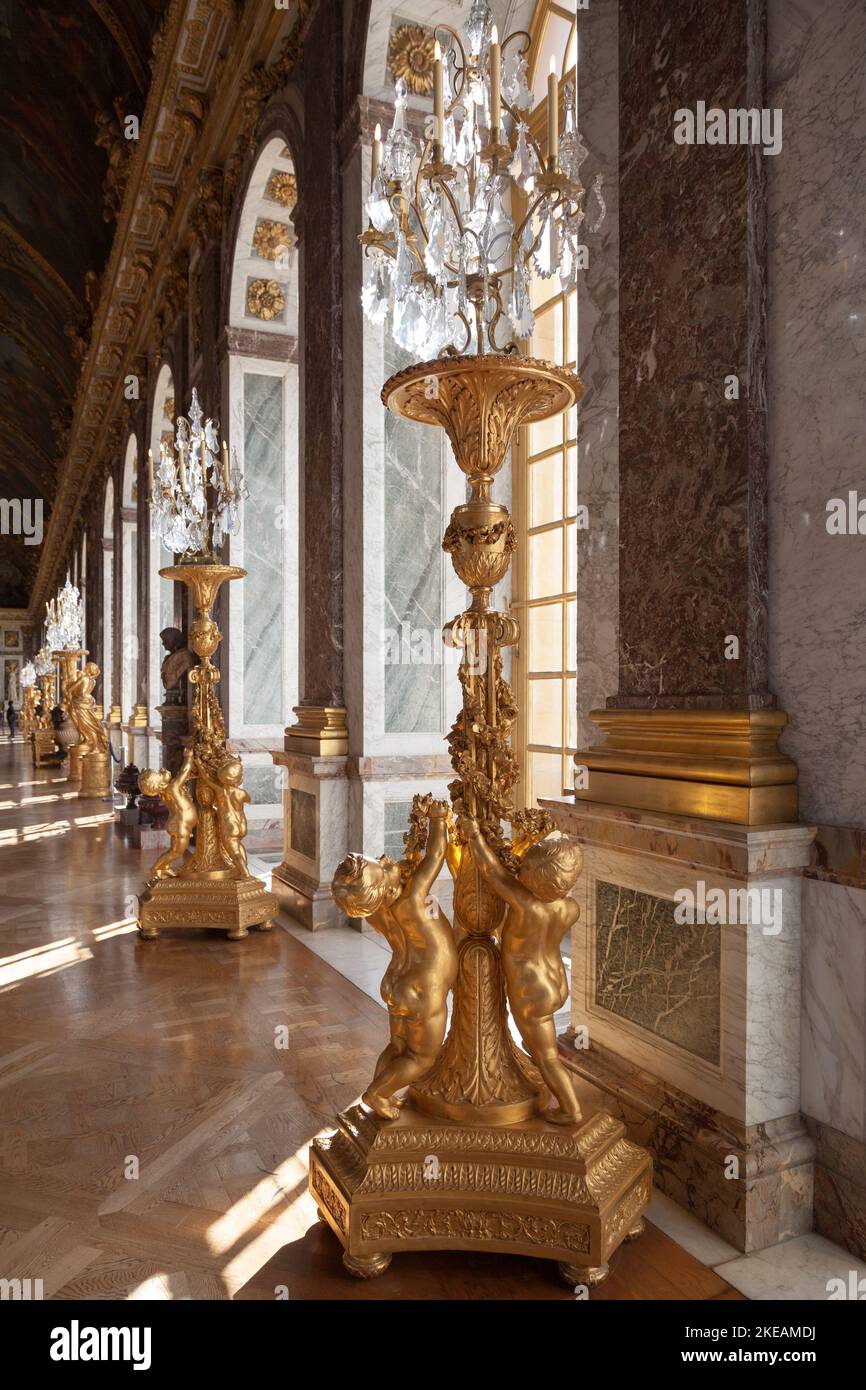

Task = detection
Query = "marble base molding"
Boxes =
[805,1118,866,1262]
[543,796,816,1252]
[573,709,798,825]
[559,1037,813,1254]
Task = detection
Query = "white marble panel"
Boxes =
[571,842,806,1126]
[767,0,866,824]
[800,877,866,1142]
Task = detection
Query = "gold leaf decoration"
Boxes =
[252,218,291,260]
[388,23,435,96]
[265,170,297,207]
[246,278,285,321]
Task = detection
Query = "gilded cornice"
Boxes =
[28,0,306,622]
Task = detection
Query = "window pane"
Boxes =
[530,751,565,801]
[565,677,577,748]
[566,598,576,670]
[565,521,577,591]
[528,412,563,457]
[529,452,563,528]
[529,528,563,599]
[533,304,557,362]
[528,602,562,671]
[529,677,562,745]
[566,445,577,514]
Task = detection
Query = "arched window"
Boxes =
[226,135,300,813]
[120,435,138,722]
[102,477,114,715]
[513,0,580,807]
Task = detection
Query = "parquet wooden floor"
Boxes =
[0,741,744,1300]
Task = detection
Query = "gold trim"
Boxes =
[285,705,349,757]
[574,709,799,826]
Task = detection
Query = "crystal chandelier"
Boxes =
[34,647,54,678]
[45,574,83,650]
[21,661,37,688]
[148,389,247,561]
[360,0,603,358]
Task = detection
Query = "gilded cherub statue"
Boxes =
[203,754,251,879]
[139,746,198,877]
[459,816,583,1125]
[65,662,109,757]
[332,798,458,1120]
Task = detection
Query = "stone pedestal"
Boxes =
[157,703,190,777]
[543,796,817,1252]
[269,750,348,930]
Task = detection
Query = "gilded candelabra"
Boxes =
[137,393,276,941]
[311,355,651,1286]
[65,658,111,797]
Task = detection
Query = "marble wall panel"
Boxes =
[242,372,284,727]
[613,0,770,707]
[595,880,721,1065]
[800,877,866,1143]
[766,0,866,824]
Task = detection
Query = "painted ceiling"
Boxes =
[0,0,168,608]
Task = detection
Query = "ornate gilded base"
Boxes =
[67,743,83,781]
[80,750,111,799]
[310,1101,651,1280]
[137,874,278,940]
[32,730,62,767]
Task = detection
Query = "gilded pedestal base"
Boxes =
[137,875,278,940]
[80,750,111,799]
[32,730,62,767]
[310,1102,651,1282]
[67,742,83,782]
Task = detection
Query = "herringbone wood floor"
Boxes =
[0,740,742,1299]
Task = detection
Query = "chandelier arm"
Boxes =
[511,186,559,263]
[500,93,548,172]
[434,24,467,99]
[500,29,532,59]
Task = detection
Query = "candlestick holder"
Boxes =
[136,561,278,941]
[311,353,651,1286]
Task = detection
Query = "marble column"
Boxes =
[271,0,350,927]
[573,0,797,824]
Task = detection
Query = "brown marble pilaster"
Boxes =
[575,0,796,825]
[614,0,770,709]
[295,0,344,715]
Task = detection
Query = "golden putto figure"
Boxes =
[333,797,458,1120]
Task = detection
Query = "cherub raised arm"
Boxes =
[459,815,583,1126]
[332,800,458,1120]
[139,746,198,878]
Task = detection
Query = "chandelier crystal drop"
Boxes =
[34,647,54,678]
[45,574,83,650]
[360,2,602,358]
[21,661,37,688]
[148,388,248,561]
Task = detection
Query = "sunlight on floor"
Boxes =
[0,938,92,988]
